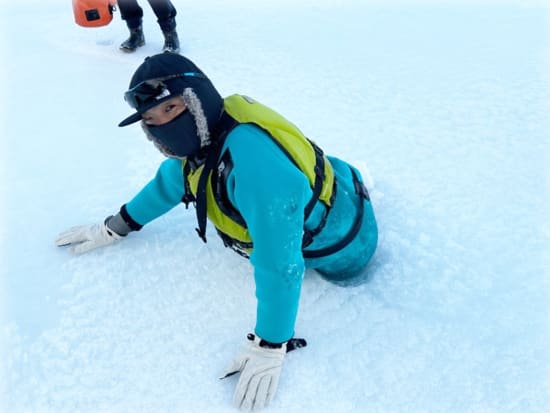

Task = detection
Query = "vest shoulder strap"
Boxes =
[223,94,335,207]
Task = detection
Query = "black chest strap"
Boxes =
[302,167,369,259]
[194,111,238,242]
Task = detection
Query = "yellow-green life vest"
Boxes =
[183,94,335,255]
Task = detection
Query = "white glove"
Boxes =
[55,219,123,254]
[221,334,307,412]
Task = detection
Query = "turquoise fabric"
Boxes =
[124,123,378,343]
[125,156,184,224]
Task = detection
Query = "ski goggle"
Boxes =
[124,72,206,109]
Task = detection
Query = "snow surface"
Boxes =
[1,0,549,412]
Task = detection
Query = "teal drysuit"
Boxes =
[123,123,378,343]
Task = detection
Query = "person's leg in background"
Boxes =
[118,0,146,52]
[147,0,180,53]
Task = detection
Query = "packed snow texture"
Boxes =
[1,1,549,412]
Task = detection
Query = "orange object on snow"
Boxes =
[72,0,117,27]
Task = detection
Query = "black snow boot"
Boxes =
[120,26,145,52]
[162,29,180,54]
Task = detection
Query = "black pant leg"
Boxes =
[146,0,177,32]
[118,0,144,29]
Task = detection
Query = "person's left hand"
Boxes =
[55,219,123,254]
[221,333,306,412]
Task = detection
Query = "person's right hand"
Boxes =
[55,219,123,254]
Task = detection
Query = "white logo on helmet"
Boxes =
[155,89,171,100]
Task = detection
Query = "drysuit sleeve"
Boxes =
[224,124,311,343]
[123,158,185,227]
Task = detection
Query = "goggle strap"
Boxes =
[124,72,207,108]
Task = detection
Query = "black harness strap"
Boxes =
[301,180,336,249]
[211,150,247,228]
[181,161,195,208]
[303,140,326,221]
[194,112,238,242]
[302,167,369,259]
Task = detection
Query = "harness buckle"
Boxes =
[302,229,314,248]
[182,193,196,209]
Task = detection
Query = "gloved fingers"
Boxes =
[265,370,280,405]
[238,372,262,412]
[55,226,89,246]
[233,368,251,409]
[252,375,272,411]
